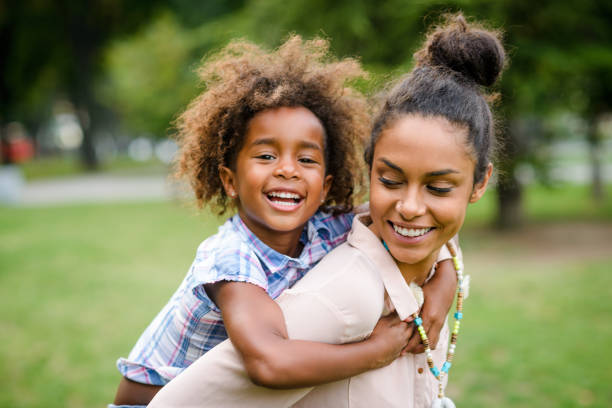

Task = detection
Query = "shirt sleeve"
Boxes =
[191,242,269,309]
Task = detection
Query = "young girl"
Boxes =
[112,35,459,406]
[147,13,505,408]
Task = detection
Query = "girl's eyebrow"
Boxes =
[251,137,276,146]
[299,141,323,151]
[250,138,322,151]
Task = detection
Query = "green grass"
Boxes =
[0,202,222,408]
[447,257,612,408]
[1,186,611,407]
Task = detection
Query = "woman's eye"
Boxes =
[427,185,453,194]
[378,177,402,188]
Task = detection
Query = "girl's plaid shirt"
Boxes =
[116,210,354,385]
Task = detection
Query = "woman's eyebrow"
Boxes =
[380,158,402,172]
[425,169,460,177]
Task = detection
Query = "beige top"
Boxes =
[149,214,454,408]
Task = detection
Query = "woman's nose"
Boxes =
[395,187,426,220]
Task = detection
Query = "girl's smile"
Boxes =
[220,106,332,255]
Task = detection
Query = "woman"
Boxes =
[149,13,504,408]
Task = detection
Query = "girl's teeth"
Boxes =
[271,200,298,207]
[392,224,431,237]
[268,192,301,199]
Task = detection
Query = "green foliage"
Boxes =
[100,12,200,137]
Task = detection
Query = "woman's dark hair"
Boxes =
[175,35,370,215]
[364,13,506,184]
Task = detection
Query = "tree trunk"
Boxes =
[496,172,523,229]
[495,117,525,229]
[587,120,605,201]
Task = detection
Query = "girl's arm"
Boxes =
[206,280,413,389]
[404,258,458,354]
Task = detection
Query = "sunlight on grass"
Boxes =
[20,155,169,181]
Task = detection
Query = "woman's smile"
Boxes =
[368,114,484,278]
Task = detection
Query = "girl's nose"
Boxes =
[395,188,426,220]
[273,156,299,179]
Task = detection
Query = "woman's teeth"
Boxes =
[392,224,432,237]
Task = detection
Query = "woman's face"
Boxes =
[369,114,491,270]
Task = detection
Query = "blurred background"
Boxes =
[0,1,610,407]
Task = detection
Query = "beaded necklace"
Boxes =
[382,240,467,408]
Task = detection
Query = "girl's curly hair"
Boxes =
[174,35,370,215]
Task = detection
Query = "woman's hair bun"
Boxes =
[415,13,505,87]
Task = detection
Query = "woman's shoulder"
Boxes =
[280,243,385,343]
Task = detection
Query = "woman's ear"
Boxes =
[470,163,493,203]
[219,165,238,199]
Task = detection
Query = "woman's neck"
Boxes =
[395,256,437,287]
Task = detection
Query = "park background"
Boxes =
[1,1,611,407]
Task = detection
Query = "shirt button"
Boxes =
[417,368,424,374]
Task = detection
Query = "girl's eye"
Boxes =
[427,185,453,194]
[378,177,402,188]
[255,154,275,160]
[299,157,318,164]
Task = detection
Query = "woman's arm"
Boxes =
[207,280,413,389]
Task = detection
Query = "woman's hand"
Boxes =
[404,258,457,354]
[367,312,414,367]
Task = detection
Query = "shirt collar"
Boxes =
[346,213,420,320]
[230,214,321,273]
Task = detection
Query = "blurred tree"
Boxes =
[99,1,247,139]
[0,0,164,168]
[467,0,612,225]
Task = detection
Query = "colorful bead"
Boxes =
[406,240,469,399]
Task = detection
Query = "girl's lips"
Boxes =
[264,191,305,212]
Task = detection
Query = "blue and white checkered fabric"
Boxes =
[117,210,354,385]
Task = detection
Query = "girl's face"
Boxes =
[369,114,491,271]
[220,106,332,253]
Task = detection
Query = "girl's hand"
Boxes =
[404,258,457,354]
[367,312,414,367]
